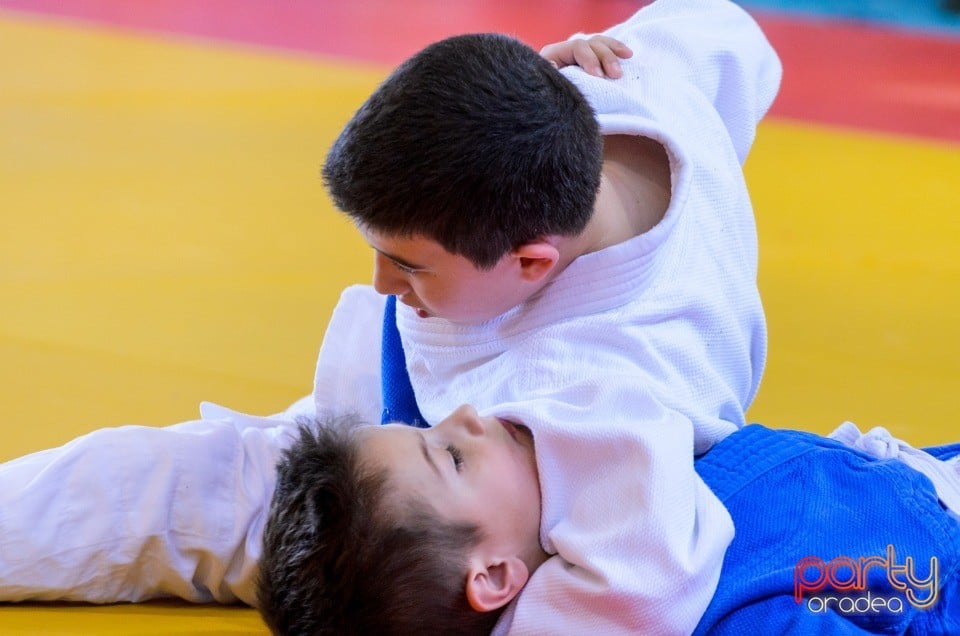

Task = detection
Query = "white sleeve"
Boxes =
[0,413,294,605]
[570,0,782,164]
[0,287,389,605]
[312,284,385,425]
[490,383,733,635]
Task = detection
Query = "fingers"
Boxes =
[540,35,633,79]
[539,41,578,69]
[593,35,633,60]
[572,38,606,78]
[587,36,633,79]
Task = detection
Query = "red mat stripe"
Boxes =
[1,0,958,143]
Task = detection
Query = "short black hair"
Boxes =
[323,32,603,269]
[257,418,502,635]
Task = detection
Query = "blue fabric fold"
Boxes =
[695,425,960,634]
[380,294,427,427]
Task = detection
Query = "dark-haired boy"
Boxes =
[259,408,960,635]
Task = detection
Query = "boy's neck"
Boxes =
[561,135,672,264]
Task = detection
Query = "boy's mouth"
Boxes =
[399,296,431,318]
[501,419,521,443]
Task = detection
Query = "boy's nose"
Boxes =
[448,404,486,436]
[372,253,409,295]
[453,404,485,436]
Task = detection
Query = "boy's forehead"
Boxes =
[354,426,446,503]
[354,424,415,467]
[353,423,390,446]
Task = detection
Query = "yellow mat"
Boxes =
[1,10,957,634]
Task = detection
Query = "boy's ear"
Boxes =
[465,556,530,612]
[511,240,560,283]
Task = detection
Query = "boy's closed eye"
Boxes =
[393,261,421,275]
[447,444,464,471]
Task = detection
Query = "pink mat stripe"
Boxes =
[2,0,958,143]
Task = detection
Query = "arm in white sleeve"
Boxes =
[0,286,387,606]
[581,0,782,163]
[311,284,385,425]
[0,413,293,605]
[492,383,734,635]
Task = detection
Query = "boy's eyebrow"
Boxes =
[419,434,442,478]
[372,247,426,272]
